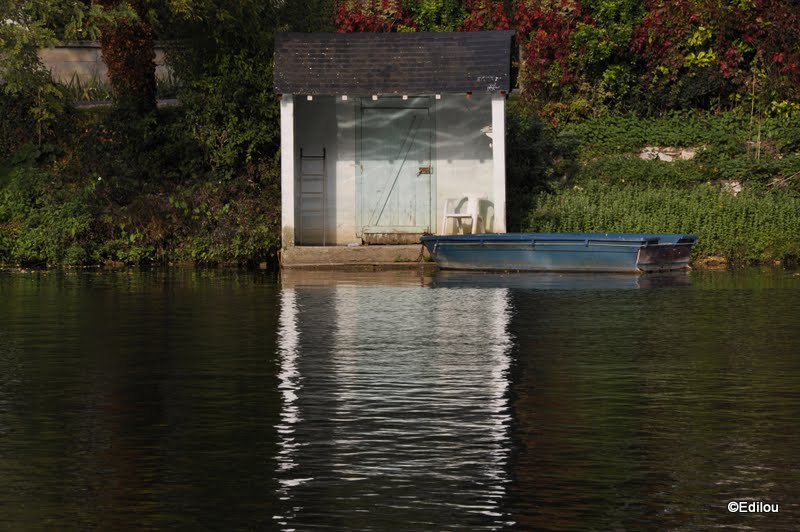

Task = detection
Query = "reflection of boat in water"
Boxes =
[278,266,691,290]
[430,271,692,289]
[422,233,698,273]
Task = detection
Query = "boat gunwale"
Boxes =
[420,232,697,273]
[420,232,698,246]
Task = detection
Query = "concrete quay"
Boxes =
[279,244,436,271]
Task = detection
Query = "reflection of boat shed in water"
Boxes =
[273,31,514,262]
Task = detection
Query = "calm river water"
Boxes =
[0,268,798,530]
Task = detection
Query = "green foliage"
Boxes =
[166,1,283,177]
[174,163,281,263]
[0,92,37,157]
[61,73,113,102]
[564,112,800,191]
[66,108,169,189]
[0,105,282,267]
[567,112,743,156]
[0,0,327,267]
[0,163,94,266]
[90,155,281,266]
[704,154,800,187]
[528,182,800,263]
[178,50,279,176]
[519,109,800,265]
[571,0,643,75]
[78,107,280,266]
[278,0,335,33]
[0,0,99,144]
[0,1,58,94]
[0,63,66,151]
[576,156,707,187]
[506,100,580,231]
[407,0,465,32]
[0,1,390,263]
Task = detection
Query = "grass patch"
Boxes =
[528,181,800,263]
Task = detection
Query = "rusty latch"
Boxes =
[418,166,432,175]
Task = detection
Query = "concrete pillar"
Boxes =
[491,94,507,233]
[280,94,295,248]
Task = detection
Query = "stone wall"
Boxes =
[38,41,171,84]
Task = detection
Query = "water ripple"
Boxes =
[274,287,513,530]
[0,270,798,530]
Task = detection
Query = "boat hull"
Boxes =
[420,233,697,273]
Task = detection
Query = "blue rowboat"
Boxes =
[420,233,698,273]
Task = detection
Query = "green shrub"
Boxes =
[0,165,95,266]
[0,106,282,268]
[163,159,281,264]
[562,111,800,193]
[566,111,746,157]
[0,93,36,158]
[506,103,580,231]
[577,155,706,186]
[75,106,207,186]
[528,181,800,263]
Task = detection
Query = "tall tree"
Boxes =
[0,1,71,148]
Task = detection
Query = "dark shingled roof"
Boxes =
[274,31,514,95]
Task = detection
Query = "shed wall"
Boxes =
[294,96,359,245]
[292,94,499,245]
[434,94,496,232]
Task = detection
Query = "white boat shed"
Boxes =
[273,30,514,249]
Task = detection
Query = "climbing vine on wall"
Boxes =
[94,0,156,113]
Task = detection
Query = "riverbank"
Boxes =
[2,107,799,269]
[521,110,800,266]
[528,182,800,266]
[1,105,282,268]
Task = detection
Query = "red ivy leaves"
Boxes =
[95,0,156,112]
[632,0,800,95]
[461,1,510,31]
[335,0,800,103]
[334,1,415,32]
[513,1,589,90]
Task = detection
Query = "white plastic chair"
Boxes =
[440,193,487,235]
